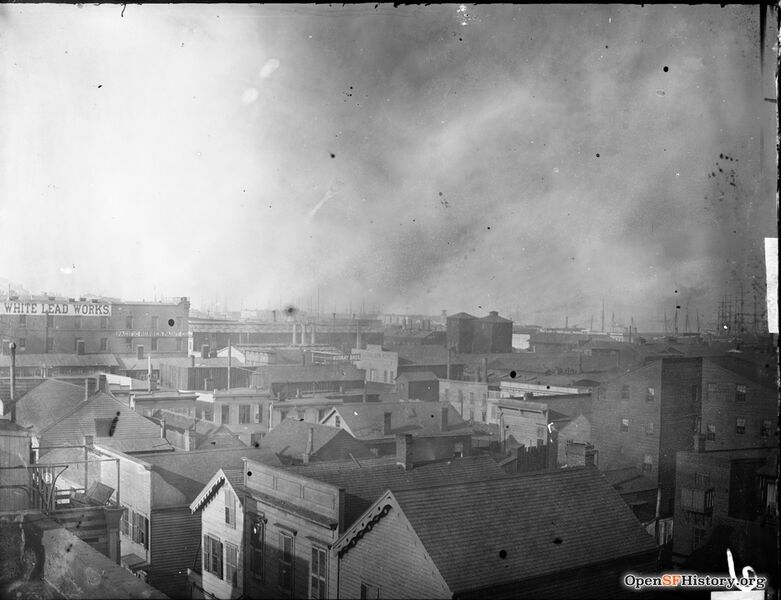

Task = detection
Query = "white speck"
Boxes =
[241,88,259,105]
[609,17,611,23]
[260,58,280,79]
[196,152,201,157]
[676,173,680,177]
[553,167,560,173]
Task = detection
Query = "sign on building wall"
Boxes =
[115,330,186,337]
[0,301,112,316]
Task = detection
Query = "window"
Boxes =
[693,527,707,550]
[225,543,239,588]
[642,454,653,472]
[47,314,55,328]
[221,404,230,424]
[126,336,133,349]
[100,316,108,329]
[100,338,108,352]
[18,338,25,351]
[126,315,134,329]
[646,387,655,402]
[370,368,376,381]
[735,384,747,403]
[310,546,327,599]
[203,406,214,422]
[706,424,716,441]
[334,416,340,428]
[620,385,630,400]
[151,316,159,330]
[203,535,223,579]
[706,383,717,400]
[691,385,699,403]
[469,408,474,421]
[360,583,380,599]
[481,410,487,423]
[224,488,236,528]
[278,532,293,592]
[239,404,251,424]
[120,507,130,536]
[453,442,464,458]
[620,418,629,432]
[760,420,771,439]
[176,338,183,352]
[250,519,265,580]
[19,315,26,328]
[735,417,746,435]
[151,338,158,352]
[645,422,655,435]
[74,316,81,329]
[46,338,53,352]
[694,472,711,487]
[133,512,149,548]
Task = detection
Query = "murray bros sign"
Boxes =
[0,301,112,316]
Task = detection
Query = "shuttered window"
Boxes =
[203,534,223,579]
[310,546,327,599]
[225,543,239,588]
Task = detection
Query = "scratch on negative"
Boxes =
[121,4,126,18]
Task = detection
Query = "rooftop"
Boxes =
[0,353,120,369]
[260,419,371,461]
[330,400,469,440]
[14,379,87,432]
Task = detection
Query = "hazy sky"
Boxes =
[0,4,776,328]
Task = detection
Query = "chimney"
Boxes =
[441,405,448,432]
[693,433,706,453]
[76,340,85,355]
[396,433,413,470]
[383,412,392,435]
[489,311,498,317]
[191,354,195,367]
[160,417,166,439]
[98,374,109,393]
[303,427,314,464]
[137,345,145,360]
[584,445,597,467]
[201,345,210,359]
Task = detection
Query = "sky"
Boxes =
[0,4,776,329]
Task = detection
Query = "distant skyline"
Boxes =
[1,4,776,331]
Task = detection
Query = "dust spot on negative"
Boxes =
[168,318,175,326]
[499,549,507,559]
[285,305,298,316]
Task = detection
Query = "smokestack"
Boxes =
[137,345,144,360]
[9,342,16,423]
[201,345,209,359]
[383,412,392,436]
[396,433,413,470]
[303,427,314,464]
[441,405,448,432]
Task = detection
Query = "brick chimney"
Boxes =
[396,433,413,470]
[383,412,392,436]
[303,427,314,464]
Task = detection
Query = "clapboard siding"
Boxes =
[150,505,202,599]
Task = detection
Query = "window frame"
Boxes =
[249,519,265,581]
[760,419,771,439]
[620,418,630,432]
[278,531,294,593]
[735,417,746,435]
[646,387,655,402]
[224,488,236,529]
[706,424,716,441]
[225,542,239,588]
[309,545,328,600]
[239,404,252,424]
[203,534,223,579]
[735,384,747,403]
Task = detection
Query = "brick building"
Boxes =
[472,311,513,354]
[0,296,190,355]
[445,312,476,354]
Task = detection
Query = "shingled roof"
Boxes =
[15,379,87,431]
[349,468,657,595]
[260,419,371,463]
[288,454,504,526]
[37,392,167,455]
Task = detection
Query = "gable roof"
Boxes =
[134,446,282,501]
[189,467,246,513]
[287,454,504,526]
[328,401,469,440]
[15,379,87,431]
[38,392,168,454]
[260,419,370,462]
[360,468,657,594]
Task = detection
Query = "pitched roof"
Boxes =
[135,446,282,501]
[260,419,370,461]
[38,392,168,454]
[396,346,457,366]
[447,312,477,320]
[330,401,469,440]
[602,467,658,493]
[387,468,657,594]
[15,379,87,431]
[288,454,504,526]
[476,312,512,323]
[259,363,365,384]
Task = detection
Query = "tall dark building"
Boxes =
[446,312,476,353]
[472,311,513,353]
